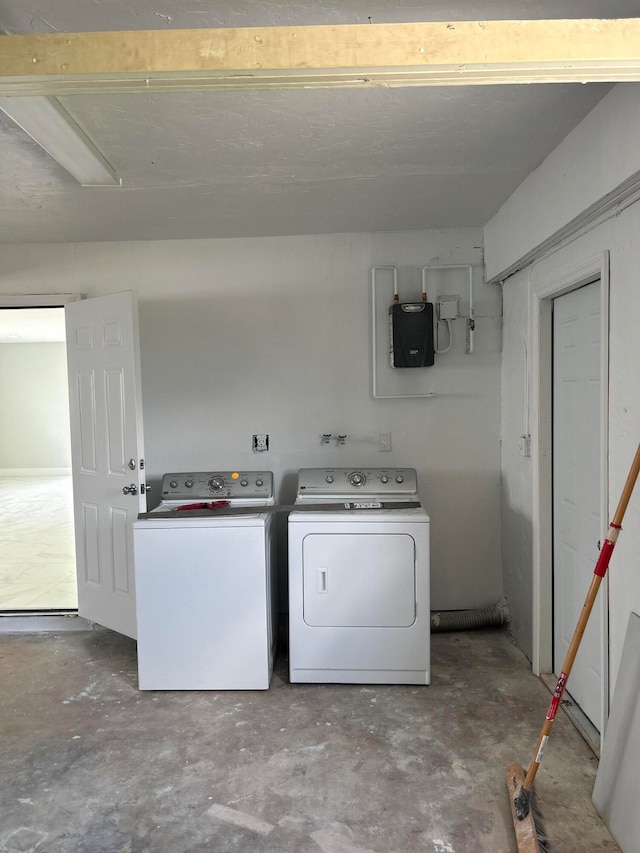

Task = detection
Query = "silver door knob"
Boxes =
[122,483,138,495]
[142,484,152,493]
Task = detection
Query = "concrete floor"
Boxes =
[0,628,618,853]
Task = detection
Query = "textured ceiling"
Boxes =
[0,0,638,244]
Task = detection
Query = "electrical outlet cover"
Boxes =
[379,432,392,452]
[252,434,269,452]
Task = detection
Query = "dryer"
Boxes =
[133,471,276,690]
[288,468,430,685]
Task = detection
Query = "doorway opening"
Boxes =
[531,250,610,749]
[0,307,77,612]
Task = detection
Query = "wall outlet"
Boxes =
[252,434,269,452]
[379,432,392,452]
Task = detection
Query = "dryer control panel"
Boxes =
[296,468,418,499]
[160,471,273,501]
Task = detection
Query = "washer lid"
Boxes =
[152,496,274,511]
[133,511,271,528]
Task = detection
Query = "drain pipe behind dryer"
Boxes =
[430,598,509,633]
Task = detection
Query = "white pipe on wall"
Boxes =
[372,263,476,398]
[421,264,475,354]
[371,265,436,400]
[467,264,475,354]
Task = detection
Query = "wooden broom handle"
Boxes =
[561,441,640,673]
[523,442,640,792]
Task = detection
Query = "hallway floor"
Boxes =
[0,627,618,852]
[0,474,77,611]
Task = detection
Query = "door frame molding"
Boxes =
[0,294,80,307]
[0,293,82,617]
[530,250,610,732]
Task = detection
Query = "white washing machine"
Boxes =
[133,471,276,690]
[288,468,430,685]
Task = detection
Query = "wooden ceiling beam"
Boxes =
[0,19,639,96]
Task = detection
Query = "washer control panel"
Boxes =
[296,468,418,498]
[160,471,273,501]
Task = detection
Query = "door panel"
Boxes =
[66,291,146,639]
[105,368,127,475]
[553,281,602,730]
[82,502,100,584]
[77,371,97,472]
[302,533,416,627]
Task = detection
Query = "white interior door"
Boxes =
[553,280,602,730]
[65,291,146,639]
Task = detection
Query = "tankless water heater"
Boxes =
[389,302,435,368]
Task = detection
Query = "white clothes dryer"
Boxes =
[133,471,276,690]
[288,468,430,685]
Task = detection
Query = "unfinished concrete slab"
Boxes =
[0,628,618,852]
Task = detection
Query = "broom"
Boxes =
[507,441,640,853]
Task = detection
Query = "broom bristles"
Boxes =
[515,783,532,820]
[521,785,550,852]
[506,763,550,852]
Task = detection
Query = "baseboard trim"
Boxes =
[540,672,600,757]
[0,468,72,477]
[0,613,104,633]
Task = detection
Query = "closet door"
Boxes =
[553,280,602,730]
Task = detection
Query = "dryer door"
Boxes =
[302,533,416,627]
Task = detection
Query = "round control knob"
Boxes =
[169,480,178,489]
[241,479,248,487]
[326,475,334,484]
[255,478,263,487]
[208,476,225,491]
[185,480,193,489]
[380,475,389,484]
[349,472,366,487]
[396,474,404,484]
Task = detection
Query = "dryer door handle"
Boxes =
[316,567,328,594]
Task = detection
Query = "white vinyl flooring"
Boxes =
[0,474,77,610]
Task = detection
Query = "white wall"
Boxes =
[0,342,71,469]
[485,84,640,283]
[0,229,502,611]
[486,83,640,691]
[498,278,534,658]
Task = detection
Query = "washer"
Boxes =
[288,468,430,685]
[133,471,276,690]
